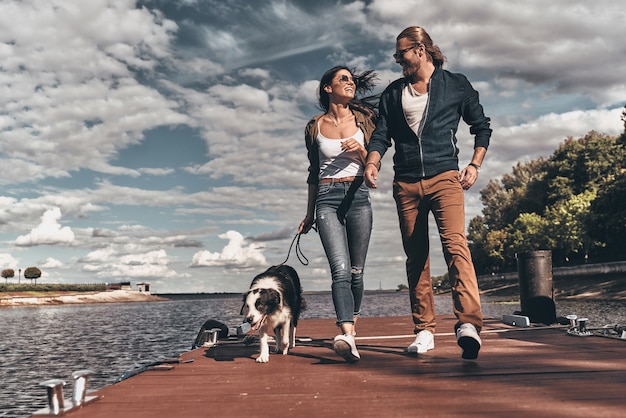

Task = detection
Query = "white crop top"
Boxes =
[317,125,365,180]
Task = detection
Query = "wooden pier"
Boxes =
[39,315,626,417]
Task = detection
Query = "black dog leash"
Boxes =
[278,231,310,266]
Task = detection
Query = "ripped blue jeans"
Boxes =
[316,179,373,326]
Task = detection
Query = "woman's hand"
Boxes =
[341,138,367,161]
[298,214,315,234]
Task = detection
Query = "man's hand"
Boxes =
[460,165,479,190]
[364,163,378,188]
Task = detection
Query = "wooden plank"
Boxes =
[57,315,626,418]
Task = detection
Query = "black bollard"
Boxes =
[516,250,557,324]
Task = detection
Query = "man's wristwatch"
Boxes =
[469,163,481,172]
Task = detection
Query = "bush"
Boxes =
[0,283,107,293]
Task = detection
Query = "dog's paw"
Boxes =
[275,347,289,355]
[256,355,270,363]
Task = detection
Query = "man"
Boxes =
[364,26,491,359]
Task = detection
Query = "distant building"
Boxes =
[136,282,151,294]
[106,281,132,291]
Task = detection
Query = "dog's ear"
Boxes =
[240,292,250,315]
[265,288,281,307]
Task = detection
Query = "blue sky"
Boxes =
[1,0,624,293]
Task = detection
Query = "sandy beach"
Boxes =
[0,289,167,307]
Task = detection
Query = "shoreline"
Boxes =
[477,274,626,301]
[0,289,168,307]
[2,274,625,308]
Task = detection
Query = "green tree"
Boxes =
[505,213,552,260]
[1,269,15,284]
[544,190,596,261]
[618,104,626,147]
[543,132,624,203]
[468,216,490,274]
[479,158,548,232]
[24,267,42,285]
[587,172,626,259]
[469,130,626,273]
[471,158,548,273]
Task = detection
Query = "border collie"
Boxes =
[240,265,305,363]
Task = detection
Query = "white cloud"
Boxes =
[239,68,271,80]
[190,230,267,268]
[14,208,75,247]
[0,0,188,184]
[485,107,624,179]
[81,248,116,264]
[208,84,271,111]
[138,167,176,176]
[39,257,64,269]
[0,253,19,270]
[80,246,181,279]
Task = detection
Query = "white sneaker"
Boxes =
[456,323,482,359]
[407,330,434,353]
[333,334,360,363]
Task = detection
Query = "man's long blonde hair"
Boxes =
[397,26,446,68]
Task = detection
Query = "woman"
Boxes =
[298,66,378,362]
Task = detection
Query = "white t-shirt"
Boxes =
[317,126,365,179]
[402,84,428,135]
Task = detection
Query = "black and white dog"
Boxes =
[240,265,305,363]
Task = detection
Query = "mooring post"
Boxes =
[72,370,94,406]
[39,379,66,416]
[516,250,557,324]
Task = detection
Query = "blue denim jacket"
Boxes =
[369,68,492,181]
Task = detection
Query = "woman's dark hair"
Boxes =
[317,66,379,117]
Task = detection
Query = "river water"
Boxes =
[1,292,625,417]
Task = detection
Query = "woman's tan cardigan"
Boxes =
[304,110,377,185]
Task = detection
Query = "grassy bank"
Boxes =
[1,283,106,297]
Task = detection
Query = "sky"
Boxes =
[1,0,625,294]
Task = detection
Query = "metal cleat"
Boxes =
[565,314,577,328]
[202,328,223,347]
[34,371,99,416]
[72,370,97,406]
[566,314,593,337]
[40,379,65,415]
